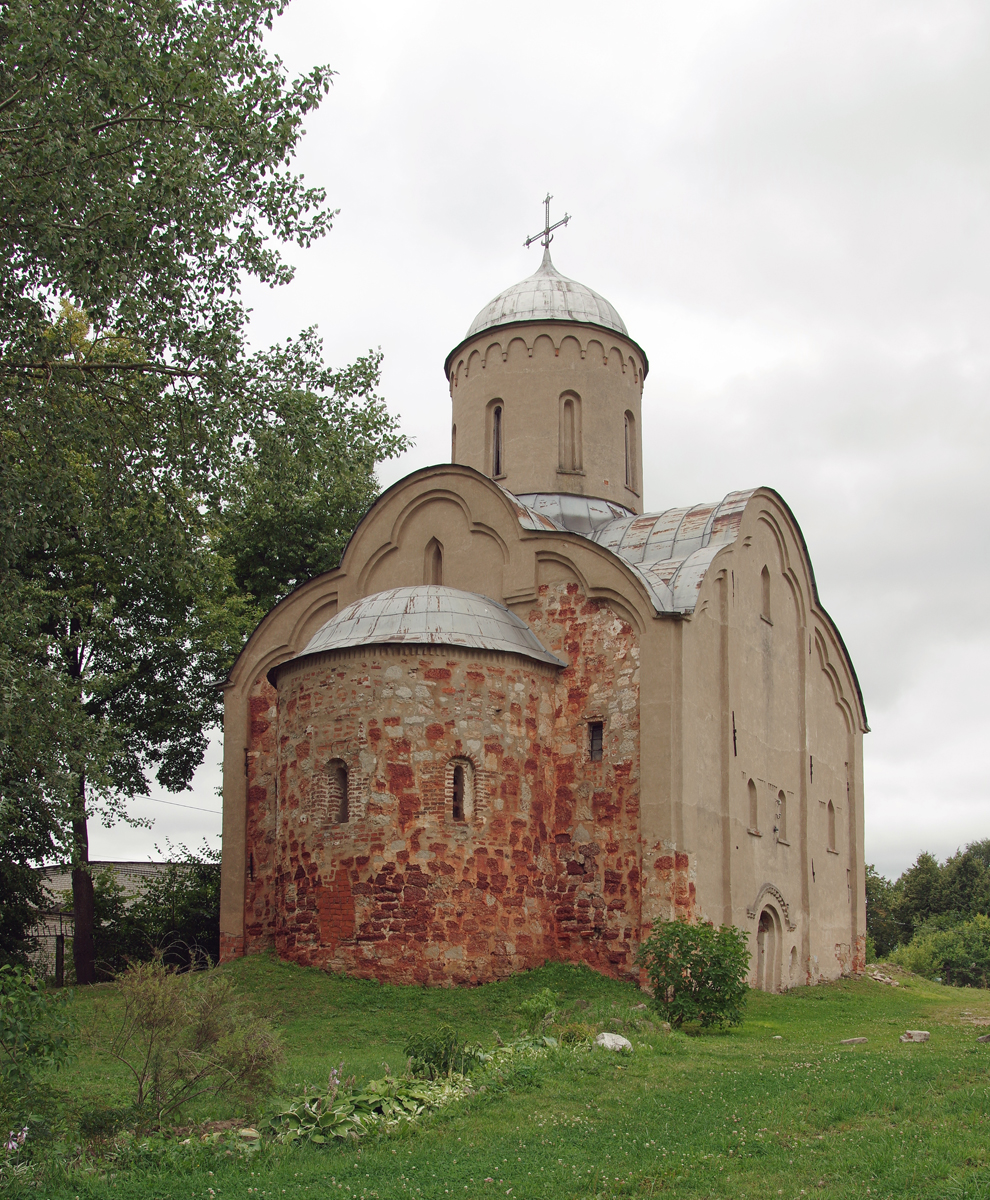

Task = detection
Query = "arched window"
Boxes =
[452,763,465,820]
[748,778,758,833]
[623,411,636,489]
[451,423,457,463]
[777,789,787,842]
[447,757,474,822]
[761,566,772,623]
[827,799,836,851]
[317,759,348,824]
[558,393,581,472]
[425,538,443,586]
[492,404,503,477]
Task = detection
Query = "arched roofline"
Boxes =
[444,318,650,380]
[219,463,669,690]
[746,486,868,732]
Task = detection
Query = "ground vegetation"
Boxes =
[2,957,990,1198]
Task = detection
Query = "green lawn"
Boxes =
[13,956,990,1199]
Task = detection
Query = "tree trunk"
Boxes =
[72,776,96,985]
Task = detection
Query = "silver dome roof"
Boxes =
[285,586,565,670]
[508,490,755,615]
[465,247,628,340]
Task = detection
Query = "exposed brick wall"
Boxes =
[240,582,651,985]
[241,677,280,955]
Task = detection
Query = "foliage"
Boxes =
[889,913,990,987]
[130,842,222,969]
[518,986,559,1032]
[555,1021,596,1045]
[85,958,283,1124]
[636,917,751,1029]
[0,0,409,984]
[868,842,990,957]
[865,862,901,959]
[404,1021,487,1080]
[0,966,72,1087]
[270,1072,473,1145]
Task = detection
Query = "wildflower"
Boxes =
[4,1127,27,1153]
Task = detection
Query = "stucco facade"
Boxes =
[220,249,867,991]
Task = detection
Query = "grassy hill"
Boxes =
[11,955,990,1199]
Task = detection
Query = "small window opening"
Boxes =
[322,758,349,824]
[589,721,604,762]
[452,764,465,821]
[777,789,787,842]
[559,394,581,472]
[447,757,474,821]
[761,565,772,623]
[827,799,836,851]
[451,423,457,463]
[492,404,503,477]
[426,538,443,586]
[623,411,635,489]
[748,778,758,832]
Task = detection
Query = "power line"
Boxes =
[144,796,222,816]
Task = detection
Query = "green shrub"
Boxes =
[0,965,73,1088]
[85,957,283,1124]
[270,1073,472,1144]
[404,1022,485,1079]
[518,986,558,1032]
[636,917,750,1029]
[556,1021,595,1046]
[889,913,990,986]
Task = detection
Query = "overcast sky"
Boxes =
[92,0,990,882]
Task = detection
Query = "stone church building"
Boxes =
[219,233,868,991]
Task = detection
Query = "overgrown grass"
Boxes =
[9,956,990,1198]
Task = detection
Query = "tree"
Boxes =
[864,863,901,960]
[0,0,408,983]
[893,851,946,939]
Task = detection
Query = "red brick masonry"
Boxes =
[230,583,695,984]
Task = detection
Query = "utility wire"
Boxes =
[144,796,222,815]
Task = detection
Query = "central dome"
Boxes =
[465,247,628,340]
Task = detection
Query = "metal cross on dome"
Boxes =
[524,193,571,250]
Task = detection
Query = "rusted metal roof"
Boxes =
[512,490,755,614]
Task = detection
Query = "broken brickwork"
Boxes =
[233,582,657,985]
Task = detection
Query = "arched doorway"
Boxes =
[755,906,782,992]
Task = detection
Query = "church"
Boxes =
[218,207,868,992]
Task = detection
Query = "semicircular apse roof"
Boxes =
[465,247,628,340]
[281,586,565,672]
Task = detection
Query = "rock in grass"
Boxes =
[595,1031,633,1052]
[976,1034,990,1044]
[840,1037,868,1044]
[899,1030,930,1043]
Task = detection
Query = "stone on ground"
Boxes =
[595,1031,633,1051]
[841,1037,868,1044]
[899,1030,930,1043]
